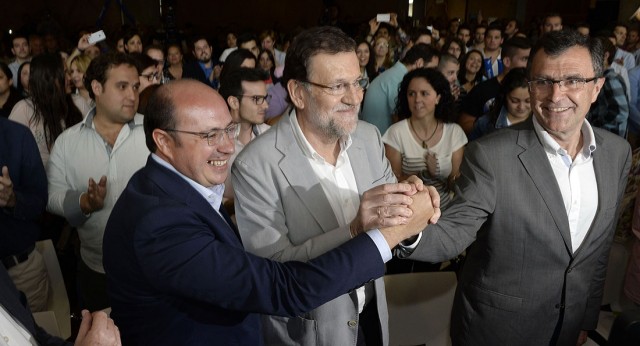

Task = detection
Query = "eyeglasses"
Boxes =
[163,123,239,146]
[302,78,369,96]
[527,77,599,94]
[238,94,272,105]
[140,72,160,82]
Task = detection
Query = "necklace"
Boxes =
[409,119,439,149]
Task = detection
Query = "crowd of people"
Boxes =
[1,9,640,346]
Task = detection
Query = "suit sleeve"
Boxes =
[581,142,632,330]
[408,140,494,262]
[133,206,384,317]
[232,154,353,262]
[8,126,47,222]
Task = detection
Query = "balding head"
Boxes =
[144,79,231,153]
[145,79,236,187]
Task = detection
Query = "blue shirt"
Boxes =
[362,61,408,134]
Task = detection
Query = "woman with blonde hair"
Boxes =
[69,54,94,117]
[371,36,393,80]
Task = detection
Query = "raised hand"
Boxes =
[0,166,16,208]
[80,176,107,214]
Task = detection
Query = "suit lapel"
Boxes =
[275,115,341,233]
[347,130,374,195]
[516,127,573,254]
[145,157,242,246]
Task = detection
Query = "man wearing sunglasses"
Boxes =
[232,27,434,346]
[218,67,271,201]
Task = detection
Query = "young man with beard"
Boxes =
[183,36,221,88]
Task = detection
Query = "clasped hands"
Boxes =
[349,175,440,248]
[74,310,121,346]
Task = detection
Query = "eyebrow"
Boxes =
[531,73,587,80]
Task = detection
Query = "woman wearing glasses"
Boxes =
[382,68,466,210]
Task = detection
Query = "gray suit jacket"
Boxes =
[407,119,632,345]
[233,113,393,346]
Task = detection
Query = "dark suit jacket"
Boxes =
[0,266,68,346]
[182,59,211,87]
[407,119,632,345]
[0,117,47,258]
[103,156,385,346]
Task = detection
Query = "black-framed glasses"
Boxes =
[527,77,599,94]
[163,123,239,146]
[302,77,369,96]
[140,72,160,82]
[238,94,272,105]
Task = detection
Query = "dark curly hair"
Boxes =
[395,68,454,122]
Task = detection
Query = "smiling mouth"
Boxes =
[547,107,570,112]
[207,160,227,167]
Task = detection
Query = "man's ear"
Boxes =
[287,79,306,109]
[590,77,605,103]
[91,80,103,98]
[152,129,174,159]
[227,96,240,110]
[502,56,511,70]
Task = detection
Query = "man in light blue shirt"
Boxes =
[362,43,439,134]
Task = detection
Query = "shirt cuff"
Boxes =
[395,232,422,258]
[63,190,90,227]
[365,229,392,262]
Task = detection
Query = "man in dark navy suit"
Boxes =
[102,79,437,346]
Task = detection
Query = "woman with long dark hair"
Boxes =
[383,68,467,210]
[16,61,30,97]
[356,39,375,80]
[9,53,82,165]
[457,49,485,96]
[470,68,531,140]
[258,49,277,88]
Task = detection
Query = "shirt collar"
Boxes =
[532,115,597,159]
[82,107,142,130]
[151,153,225,211]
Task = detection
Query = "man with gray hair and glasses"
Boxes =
[233,26,436,346]
[397,30,632,345]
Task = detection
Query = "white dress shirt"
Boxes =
[0,306,37,346]
[290,112,390,313]
[533,116,598,252]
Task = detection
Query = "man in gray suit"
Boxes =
[401,30,632,345]
[232,26,433,346]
